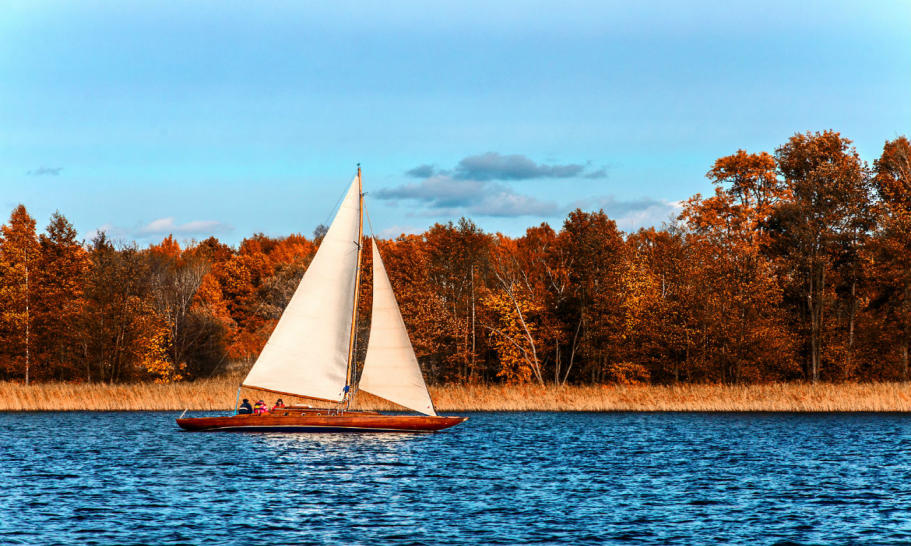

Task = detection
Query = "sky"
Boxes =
[1,1,909,245]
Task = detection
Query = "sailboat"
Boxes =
[177,168,466,432]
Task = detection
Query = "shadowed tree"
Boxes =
[80,234,175,383]
[625,227,698,383]
[147,236,215,377]
[561,209,627,383]
[768,131,871,382]
[870,136,911,378]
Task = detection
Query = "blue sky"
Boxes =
[1,1,908,245]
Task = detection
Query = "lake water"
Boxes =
[3,411,911,545]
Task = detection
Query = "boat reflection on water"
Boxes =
[260,428,423,451]
[257,425,430,484]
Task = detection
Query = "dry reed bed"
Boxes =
[2,377,911,412]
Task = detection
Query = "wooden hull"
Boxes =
[176,411,467,433]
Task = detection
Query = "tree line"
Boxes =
[1,130,909,385]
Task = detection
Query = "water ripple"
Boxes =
[3,411,911,544]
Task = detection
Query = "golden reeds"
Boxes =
[2,376,911,412]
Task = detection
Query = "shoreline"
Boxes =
[2,377,911,412]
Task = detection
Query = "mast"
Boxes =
[242,173,361,402]
[345,165,364,398]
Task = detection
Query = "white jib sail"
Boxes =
[359,241,437,416]
[242,177,361,401]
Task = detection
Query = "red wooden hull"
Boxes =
[176,410,467,433]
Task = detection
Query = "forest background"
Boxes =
[2,130,910,388]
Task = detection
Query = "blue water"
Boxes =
[3,412,911,545]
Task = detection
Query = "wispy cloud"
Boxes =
[378,169,679,229]
[86,217,233,242]
[468,189,559,217]
[382,153,675,230]
[378,176,487,208]
[404,153,607,182]
[376,225,422,239]
[584,167,608,179]
[27,167,62,176]
[84,223,124,242]
[138,217,233,236]
[404,164,436,178]
[568,196,683,231]
[383,152,607,218]
[377,175,559,218]
[452,152,597,181]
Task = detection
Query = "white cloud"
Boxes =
[84,223,125,242]
[138,217,230,235]
[376,225,422,239]
[468,189,559,217]
[378,174,677,229]
[85,217,233,243]
[568,196,682,231]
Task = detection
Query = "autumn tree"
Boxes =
[201,232,320,366]
[186,268,234,377]
[6,129,911,387]
[255,235,316,323]
[32,212,91,380]
[214,248,271,362]
[681,150,796,383]
[379,234,471,383]
[614,230,662,383]
[79,234,175,382]
[0,205,39,383]
[561,209,627,383]
[147,236,227,378]
[511,224,578,384]
[768,131,871,381]
[423,218,494,381]
[481,236,548,384]
[625,228,696,382]
[193,236,234,264]
[869,136,911,378]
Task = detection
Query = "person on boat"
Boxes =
[253,400,268,415]
[272,399,285,411]
[238,398,253,414]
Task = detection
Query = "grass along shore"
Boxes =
[2,375,911,411]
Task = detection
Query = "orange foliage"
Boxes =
[482,283,544,383]
[3,129,911,387]
[149,234,181,260]
[0,205,38,381]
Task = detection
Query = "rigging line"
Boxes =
[364,202,378,241]
[319,178,353,232]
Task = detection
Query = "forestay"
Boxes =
[359,241,436,416]
[242,177,361,401]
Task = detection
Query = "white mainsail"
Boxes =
[359,241,437,416]
[242,177,361,401]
